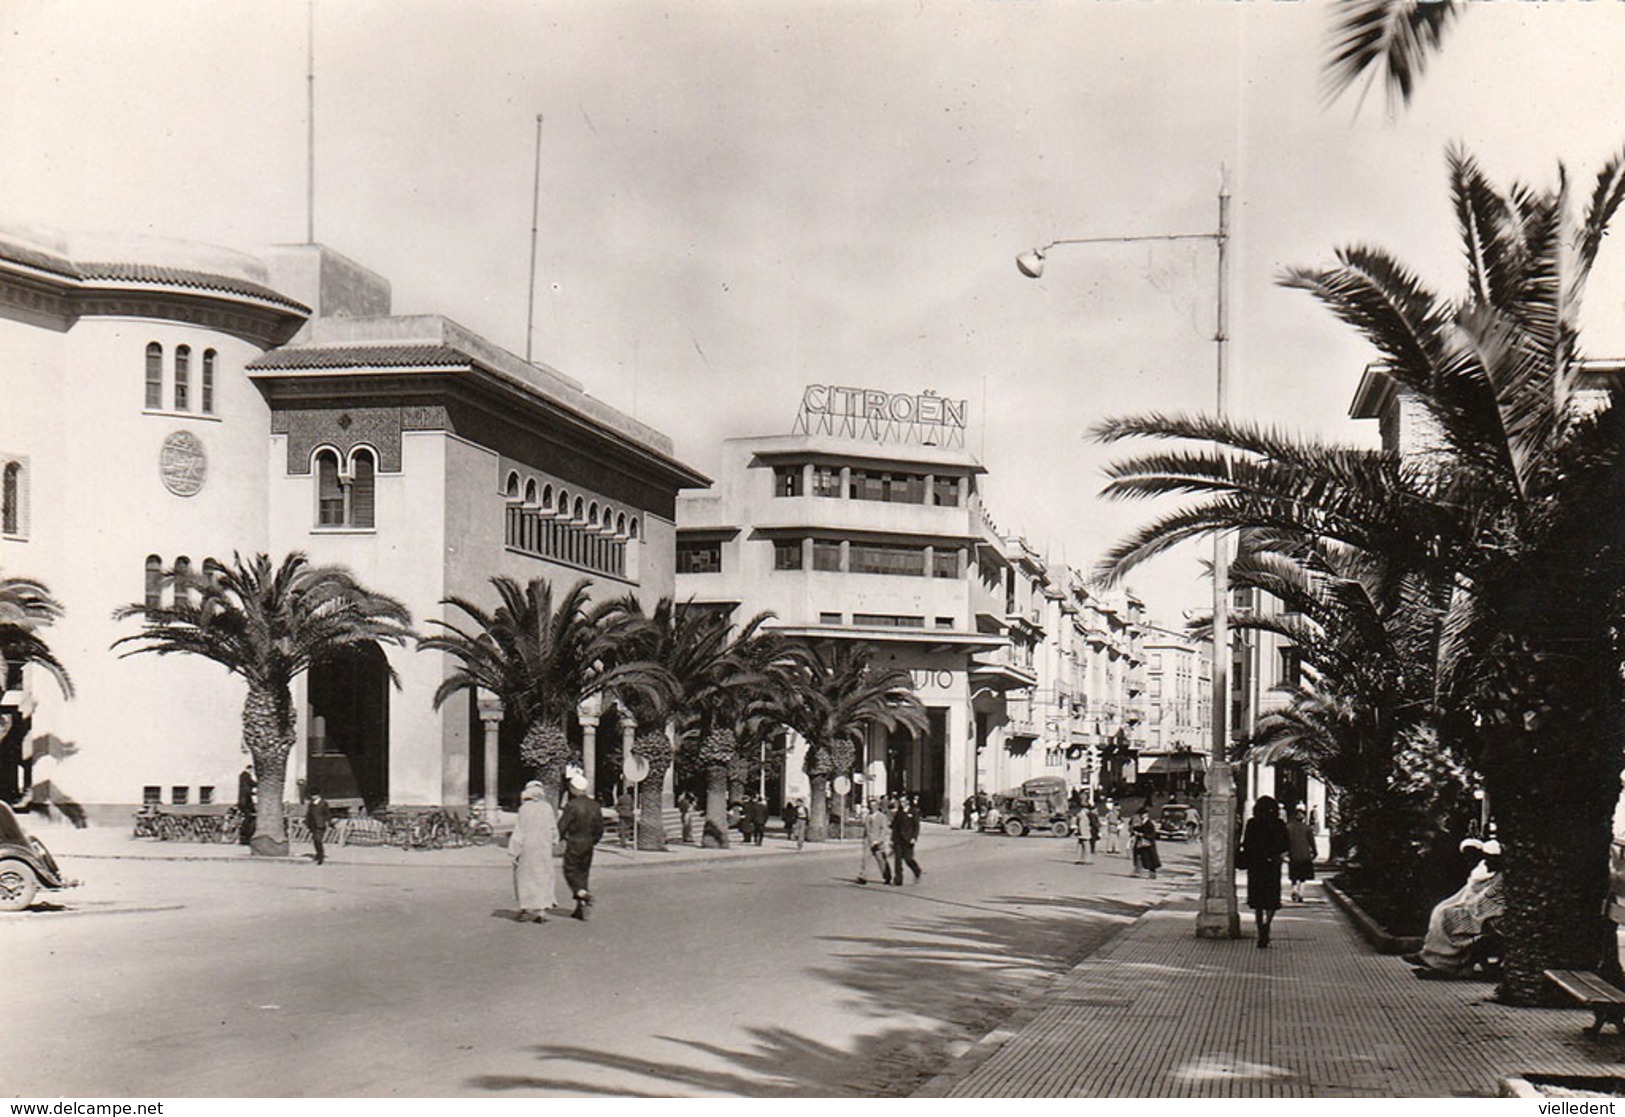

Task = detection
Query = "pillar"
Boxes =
[476,697,503,817]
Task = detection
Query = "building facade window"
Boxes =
[850,541,926,577]
[773,465,803,497]
[773,540,804,570]
[504,502,627,578]
[932,475,960,507]
[677,539,722,574]
[201,350,216,413]
[145,342,163,409]
[932,550,959,579]
[819,611,842,624]
[144,555,163,609]
[813,465,842,497]
[852,613,924,628]
[174,345,191,410]
[316,451,345,525]
[1,461,19,536]
[812,538,842,572]
[349,449,376,528]
[849,469,925,504]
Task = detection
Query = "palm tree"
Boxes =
[0,574,72,701]
[1325,0,1463,110]
[113,553,413,856]
[595,596,753,850]
[419,577,669,807]
[1095,146,1625,1003]
[782,642,927,843]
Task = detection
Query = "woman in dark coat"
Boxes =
[1130,806,1160,878]
[1240,795,1290,947]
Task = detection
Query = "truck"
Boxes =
[983,776,1073,837]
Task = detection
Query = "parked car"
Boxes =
[0,801,74,911]
[1157,803,1196,842]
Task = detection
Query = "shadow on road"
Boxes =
[465,887,1159,1097]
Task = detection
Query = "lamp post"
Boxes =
[1016,184,1240,938]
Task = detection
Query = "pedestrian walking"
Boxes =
[508,780,558,923]
[1085,803,1101,863]
[1104,801,1121,855]
[788,797,808,849]
[891,796,923,884]
[1285,805,1317,902]
[1131,805,1161,878]
[1240,795,1291,947]
[748,795,769,846]
[677,789,697,845]
[615,785,635,848]
[1074,801,1091,863]
[305,792,330,866]
[237,764,257,847]
[857,798,892,885]
[961,795,976,830]
[558,774,605,921]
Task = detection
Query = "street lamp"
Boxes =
[1016,184,1240,939]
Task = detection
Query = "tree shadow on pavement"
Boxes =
[466,889,1155,1097]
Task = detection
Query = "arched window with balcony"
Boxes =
[505,472,520,501]
[524,478,538,505]
[174,345,191,411]
[145,343,163,409]
[542,484,553,512]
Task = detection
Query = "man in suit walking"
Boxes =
[305,792,331,865]
[891,796,923,885]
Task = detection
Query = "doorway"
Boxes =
[306,644,390,809]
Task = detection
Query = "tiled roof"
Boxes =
[246,344,470,371]
[0,239,78,279]
[75,261,308,311]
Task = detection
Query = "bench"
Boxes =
[1546,969,1625,1035]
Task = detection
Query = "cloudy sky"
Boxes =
[4,0,1624,622]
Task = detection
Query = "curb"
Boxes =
[1322,878,1423,955]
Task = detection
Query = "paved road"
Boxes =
[3,828,1195,1097]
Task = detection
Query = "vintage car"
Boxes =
[983,794,1072,838]
[1157,803,1197,842]
[0,801,74,911]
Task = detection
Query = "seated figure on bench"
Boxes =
[1409,838,1504,979]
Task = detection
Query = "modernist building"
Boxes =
[0,223,704,823]
[1138,622,1212,797]
[674,386,1044,820]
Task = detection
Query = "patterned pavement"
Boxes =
[917,883,1625,1097]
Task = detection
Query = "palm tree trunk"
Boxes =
[521,719,569,806]
[243,685,293,857]
[1491,711,1623,1004]
[808,775,828,843]
[703,765,730,849]
[634,726,671,851]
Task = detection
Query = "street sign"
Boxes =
[833,775,851,795]
[625,754,650,784]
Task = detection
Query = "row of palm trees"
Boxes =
[1094,146,1625,1004]
[1,555,927,859]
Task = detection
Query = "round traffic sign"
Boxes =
[624,753,650,783]
[833,775,852,795]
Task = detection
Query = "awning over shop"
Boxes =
[1137,753,1206,775]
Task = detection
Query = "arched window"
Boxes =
[1,462,18,535]
[542,484,553,511]
[524,478,538,505]
[173,556,191,609]
[616,513,627,537]
[588,502,599,528]
[630,517,640,540]
[201,350,216,414]
[505,472,520,500]
[349,448,376,529]
[316,450,344,526]
[145,343,163,409]
[144,555,163,610]
[174,345,191,411]
[573,497,584,521]
[556,490,569,518]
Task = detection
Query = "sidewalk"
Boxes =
[917,880,1622,1098]
[32,817,903,872]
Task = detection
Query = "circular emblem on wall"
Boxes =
[159,430,207,497]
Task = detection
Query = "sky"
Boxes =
[4,0,1625,624]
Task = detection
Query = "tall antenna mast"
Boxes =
[525,113,544,363]
[305,0,316,244]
